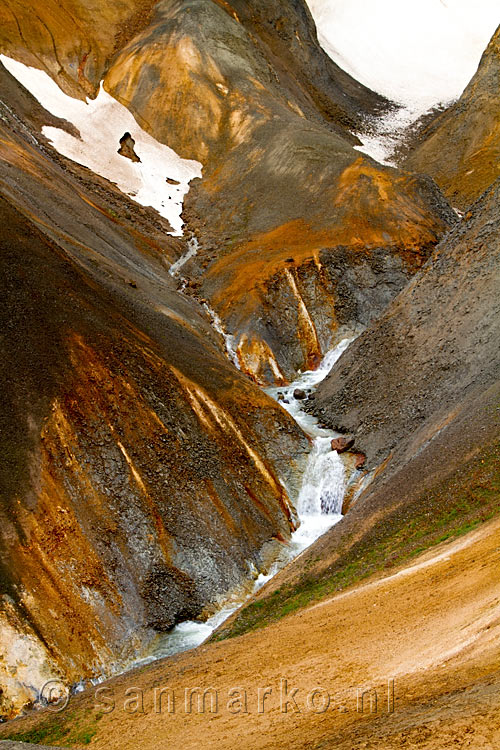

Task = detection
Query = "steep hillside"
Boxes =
[216,177,500,641]
[0,0,456,384]
[0,0,158,97]
[311,180,500,472]
[0,0,492,730]
[3,515,500,749]
[0,64,308,717]
[405,25,500,209]
[107,0,455,382]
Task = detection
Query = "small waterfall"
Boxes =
[265,337,355,552]
[131,337,355,667]
[297,436,345,515]
[202,302,240,369]
[169,236,199,276]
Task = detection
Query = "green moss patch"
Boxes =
[4,709,103,746]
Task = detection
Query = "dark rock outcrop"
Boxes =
[118,131,141,162]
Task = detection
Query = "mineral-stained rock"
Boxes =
[354,453,367,469]
[0,65,308,717]
[221,181,500,658]
[0,0,456,384]
[102,0,456,382]
[0,0,467,718]
[331,436,355,453]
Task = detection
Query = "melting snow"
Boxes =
[305,0,500,163]
[169,236,199,276]
[0,55,202,236]
[306,0,499,112]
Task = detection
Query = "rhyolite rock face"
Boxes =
[104,0,455,383]
[0,0,460,718]
[10,0,452,384]
[405,25,500,210]
[0,0,456,384]
[0,63,308,717]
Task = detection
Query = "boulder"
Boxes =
[331,436,355,453]
[117,132,141,163]
[354,453,366,469]
[293,388,307,400]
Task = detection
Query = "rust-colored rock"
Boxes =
[331,436,355,453]
[0,63,308,716]
[102,0,455,382]
[354,452,367,469]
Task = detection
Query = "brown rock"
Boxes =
[293,388,307,400]
[117,131,141,163]
[331,436,355,453]
[354,452,366,469]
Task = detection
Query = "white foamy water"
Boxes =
[132,337,353,665]
[169,237,199,276]
[202,303,240,369]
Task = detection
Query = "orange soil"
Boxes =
[7,514,499,749]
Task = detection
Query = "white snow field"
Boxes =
[0,55,202,236]
[306,0,499,163]
[306,0,499,111]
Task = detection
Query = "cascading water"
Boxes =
[168,236,240,368]
[298,437,345,515]
[169,236,199,276]
[202,302,240,369]
[266,336,352,556]
[130,337,354,667]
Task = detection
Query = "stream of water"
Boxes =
[132,337,353,666]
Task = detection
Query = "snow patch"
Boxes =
[305,1,499,165]
[353,106,423,166]
[306,0,500,113]
[0,55,202,236]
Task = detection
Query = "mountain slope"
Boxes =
[405,25,500,209]
[106,0,456,382]
[216,177,500,643]
[0,0,484,722]
[1,0,456,383]
[0,64,308,717]
[3,514,500,749]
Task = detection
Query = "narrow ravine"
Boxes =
[132,337,354,667]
